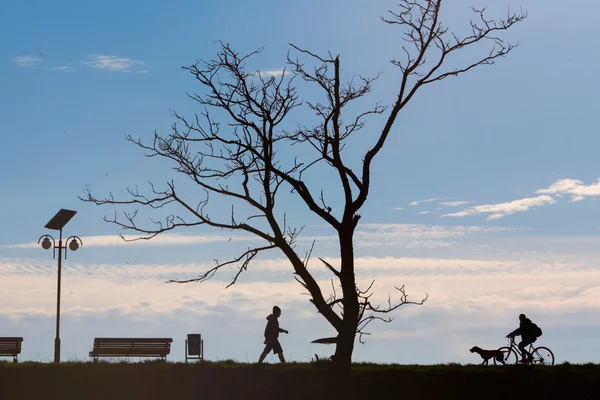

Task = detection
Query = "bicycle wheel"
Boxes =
[531,346,554,366]
[493,347,518,365]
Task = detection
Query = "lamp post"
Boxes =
[38,209,83,363]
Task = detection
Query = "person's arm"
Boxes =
[507,327,521,337]
[279,327,289,334]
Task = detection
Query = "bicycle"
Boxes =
[493,336,555,366]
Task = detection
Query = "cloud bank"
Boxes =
[6,233,255,249]
[442,177,600,220]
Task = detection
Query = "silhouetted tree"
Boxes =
[82,0,526,375]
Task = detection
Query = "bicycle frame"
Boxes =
[506,336,536,358]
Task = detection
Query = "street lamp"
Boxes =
[38,209,83,363]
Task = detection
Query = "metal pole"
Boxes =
[54,229,63,363]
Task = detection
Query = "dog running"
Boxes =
[469,346,506,365]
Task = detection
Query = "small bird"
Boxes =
[40,53,44,57]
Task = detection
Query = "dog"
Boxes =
[469,346,506,365]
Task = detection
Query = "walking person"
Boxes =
[258,305,289,364]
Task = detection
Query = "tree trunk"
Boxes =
[331,229,358,377]
[328,327,355,398]
[332,327,355,374]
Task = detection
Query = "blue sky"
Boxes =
[1,0,600,364]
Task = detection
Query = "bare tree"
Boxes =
[82,0,525,374]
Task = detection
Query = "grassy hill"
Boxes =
[1,361,599,399]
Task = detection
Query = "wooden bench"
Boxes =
[89,338,173,362]
[0,337,23,362]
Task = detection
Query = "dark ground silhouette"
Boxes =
[2,362,600,400]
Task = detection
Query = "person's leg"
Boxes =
[519,338,533,361]
[278,352,286,363]
[518,340,528,361]
[273,340,285,363]
[522,338,534,361]
[258,348,269,364]
[258,343,273,364]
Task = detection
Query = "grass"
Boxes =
[1,360,599,399]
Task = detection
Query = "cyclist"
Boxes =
[506,313,541,363]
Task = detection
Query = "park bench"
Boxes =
[89,338,173,362]
[0,337,23,362]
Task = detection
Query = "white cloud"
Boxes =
[439,201,471,207]
[14,54,148,73]
[442,195,556,220]
[409,197,447,206]
[50,65,76,72]
[537,178,582,195]
[82,54,147,72]
[12,55,42,67]
[253,68,286,77]
[537,178,600,202]
[418,211,430,215]
[393,207,404,211]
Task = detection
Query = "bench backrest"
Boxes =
[0,337,23,355]
[92,338,172,354]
